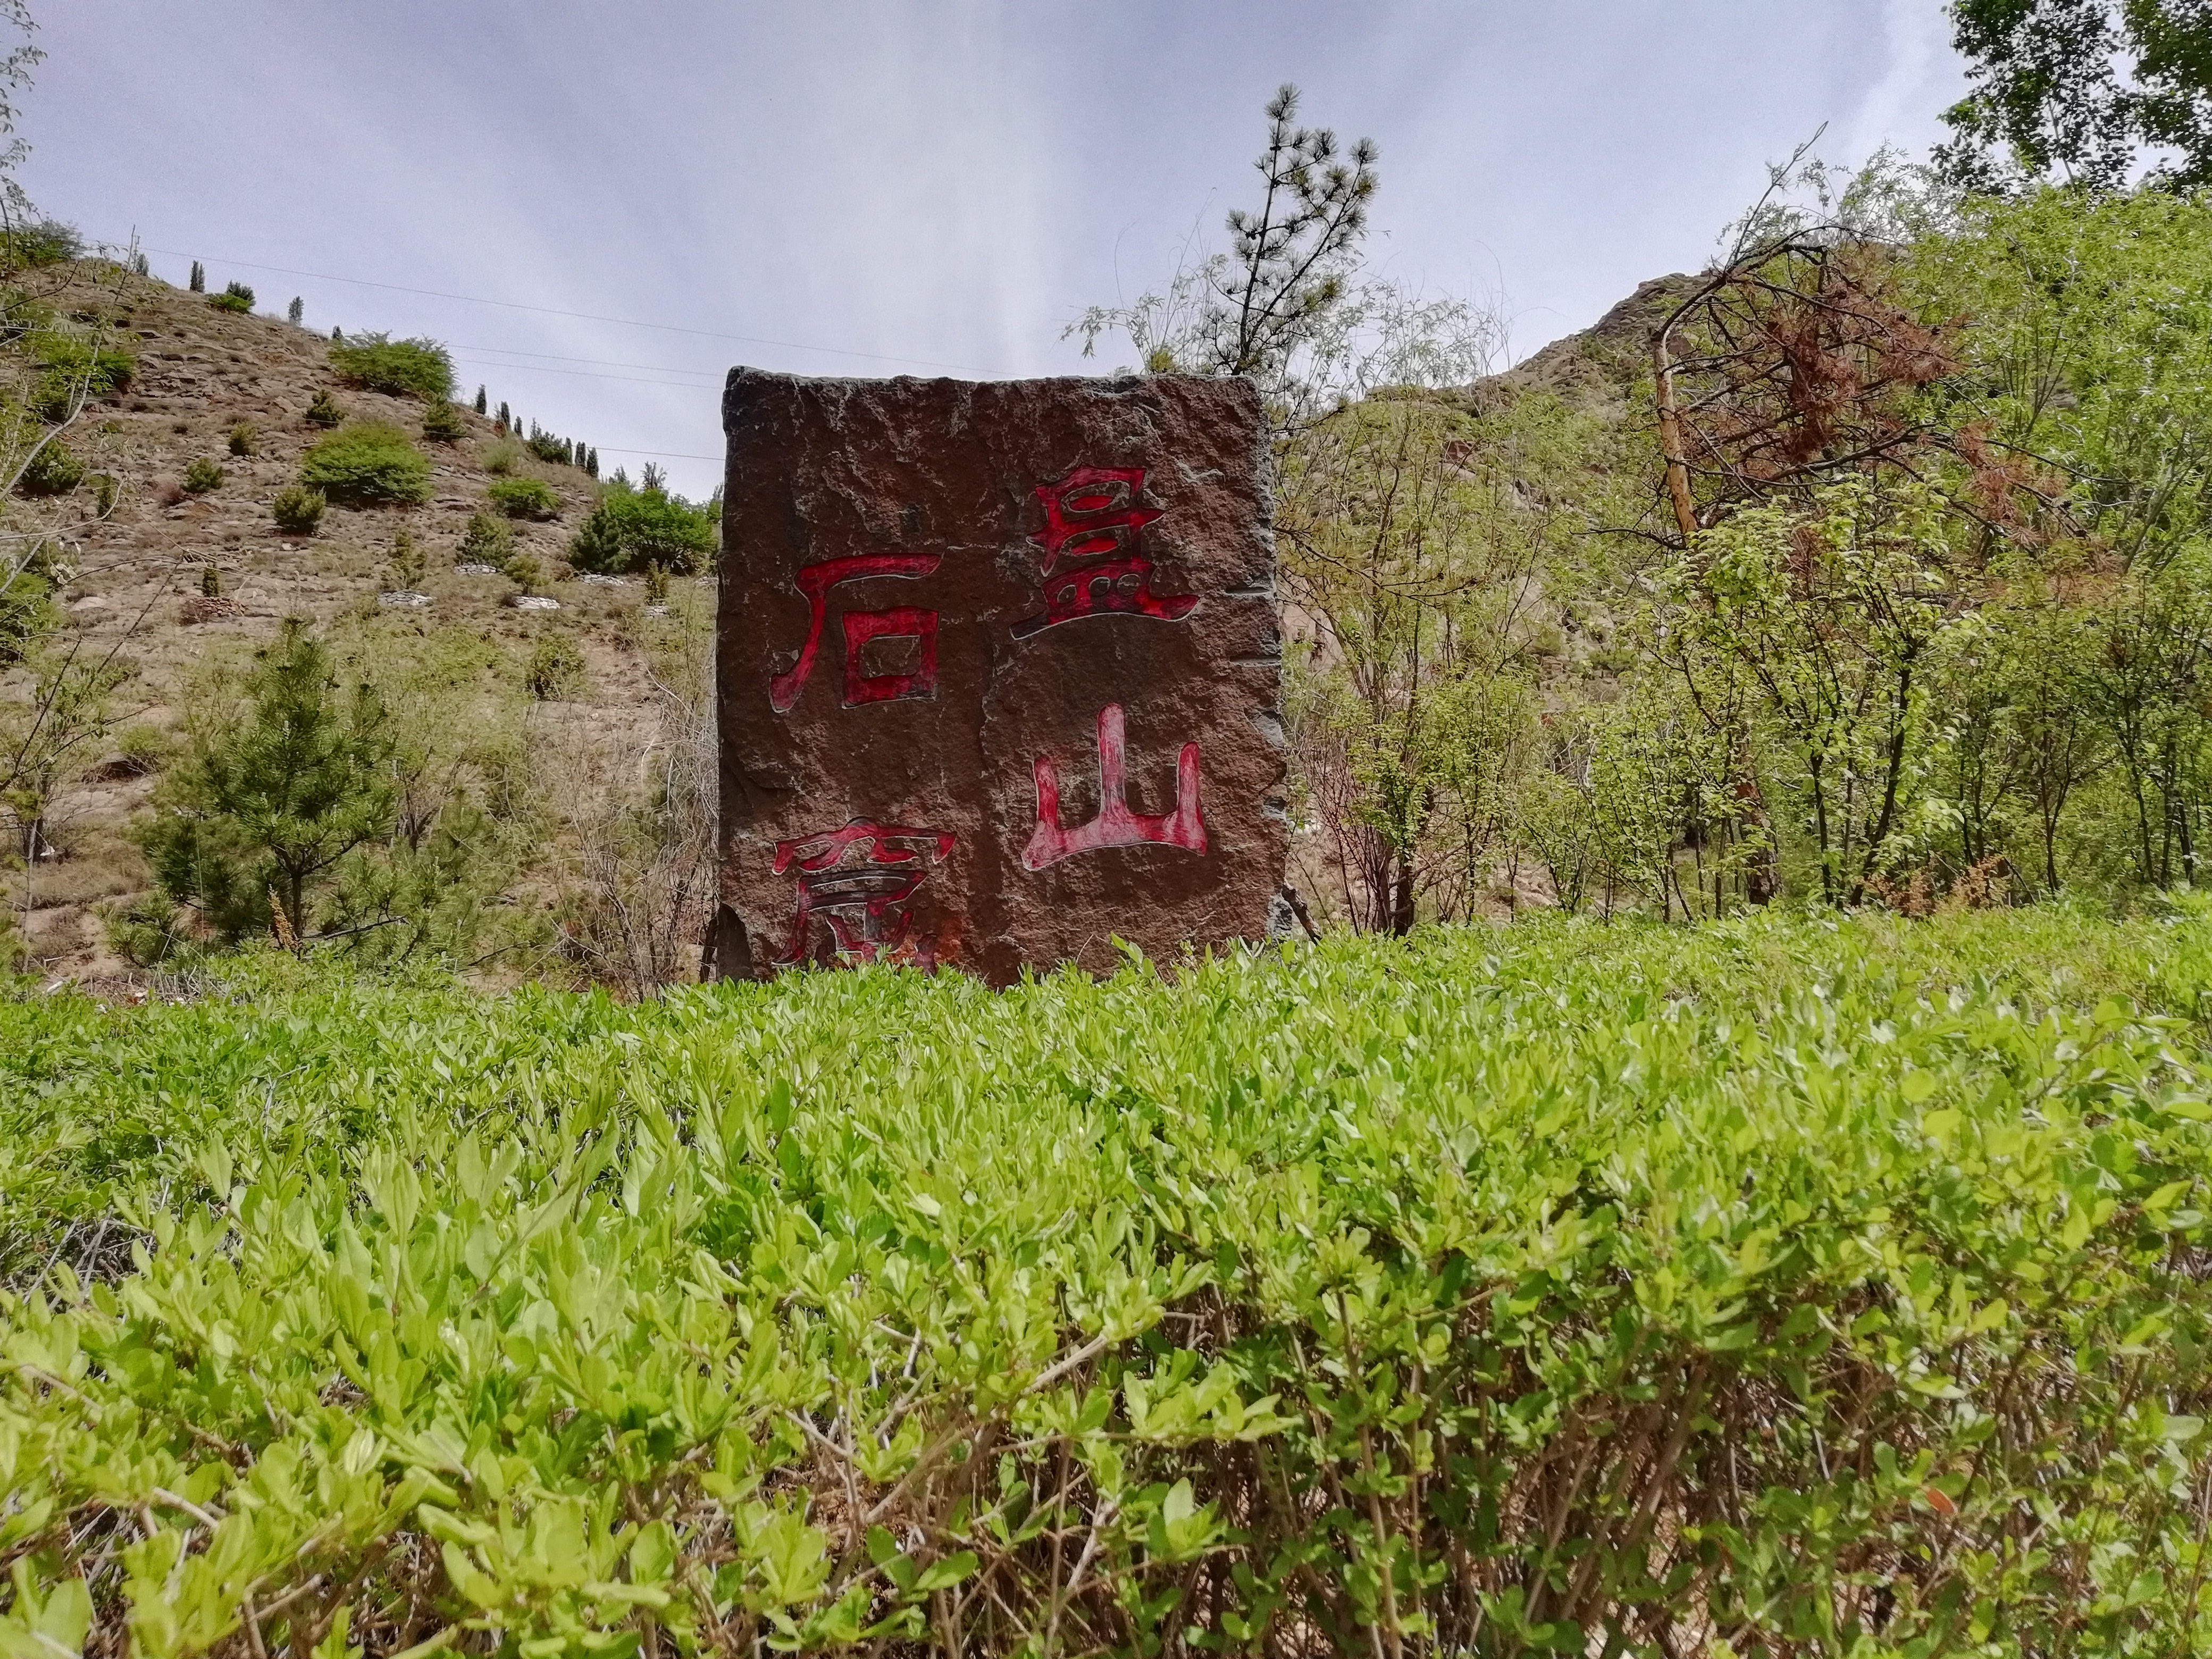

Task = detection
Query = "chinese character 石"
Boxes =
[770,818,956,966]
[769,554,942,713]
[1023,703,1205,870]
[1011,466,1195,639]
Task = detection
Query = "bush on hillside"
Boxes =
[524,632,586,700]
[16,439,85,496]
[182,457,224,494]
[304,389,343,429]
[299,422,431,506]
[568,476,717,574]
[420,399,466,443]
[482,440,521,475]
[29,334,136,420]
[208,281,254,315]
[1,913,2209,1657]
[270,484,326,535]
[227,421,256,457]
[328,332,454,401]
[524,430,574,465]
[456,509,513,567]
[488,476,559,520]
[0,217,81,271]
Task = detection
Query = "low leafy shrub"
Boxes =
[2,912,2210,1657]
[482,439,522,475]
[182,457,224,493]
[524,429,574,465]
[387,528,426,592]
[304,389,343,429]
[488,476,559,520]
[420,399,466,442]
[0,217,82,270]
[270,484,326,535]
[502,551,543,593]
[524,632,586,700]
[299,422,431,506]
[16,439,85,496]
[569,476,717,573]
[456,509,513,567]
[28,333,137,419]
[328,332,454,401]
[208,281,254,314]
[226,420,256,457]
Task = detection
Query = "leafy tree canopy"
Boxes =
[1941,0,2212,189]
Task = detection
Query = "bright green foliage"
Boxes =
[207,282,253,315]
[304,389,343,430]
[14,439,82,497]
[457,510,513,568]
[2,910,2209,1657]
[328,333,455,402]
[420,400,466,443]
[135,622,399,945]
[30,332,134,421]
[0,218,82,271]
[488,477,559,521]
[299,423,431,507]
[181,458,223,495]
[524,633,585,701]
[568,477,716,574]
[270,485,326,537]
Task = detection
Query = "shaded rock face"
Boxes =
[715,370,1287,987]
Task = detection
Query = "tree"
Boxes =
[1940,0,2212,189]
[139,622,397,944]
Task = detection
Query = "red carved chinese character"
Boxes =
[769,554,942,713]
[770,818,957,967]
[1023,703,1205,870]
[1012,466,1195,638]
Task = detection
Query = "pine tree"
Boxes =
[138,622,398,943]
[288,296,304,324]
[189,260,205,293]
[474,387,488,415]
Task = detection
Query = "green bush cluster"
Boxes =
[420,400,466,443]
[299,422,430,507]
[304,389,343,429]
[28,333,136,420]
[0,218,82,271]
[488,476,559,520]
[328,332,455,401]
[1,911,2208,1658]
[208,281,254,315]
[523,632,586,700]
[15,439,84,496]
[569,476,717,574]
[226,421,256,457]
[182,457,224,494]
[456,509,513,567]
[270,484,326,536]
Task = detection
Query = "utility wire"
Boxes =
[139,244,987,374]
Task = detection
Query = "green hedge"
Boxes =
[569,477,717,574]
[328,333,455,402]
[2,911,2209,1657]
[299,422,430,507]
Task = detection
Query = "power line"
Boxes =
[451,356,715,390]
[456,343,720,377]
[139,244,987,374]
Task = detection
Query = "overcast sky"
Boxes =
[28,2,1964,498]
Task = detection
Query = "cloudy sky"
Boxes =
[28,2,1964,497]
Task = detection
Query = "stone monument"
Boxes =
[711,370,1286,987]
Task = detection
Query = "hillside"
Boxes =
[8,262,708,981]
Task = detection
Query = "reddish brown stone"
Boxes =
[713,370,1287,986]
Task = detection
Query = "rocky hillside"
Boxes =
[9,262,707,981]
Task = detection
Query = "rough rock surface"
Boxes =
[715,370,1287,986]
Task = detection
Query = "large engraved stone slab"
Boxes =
[713,369,1287,987]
